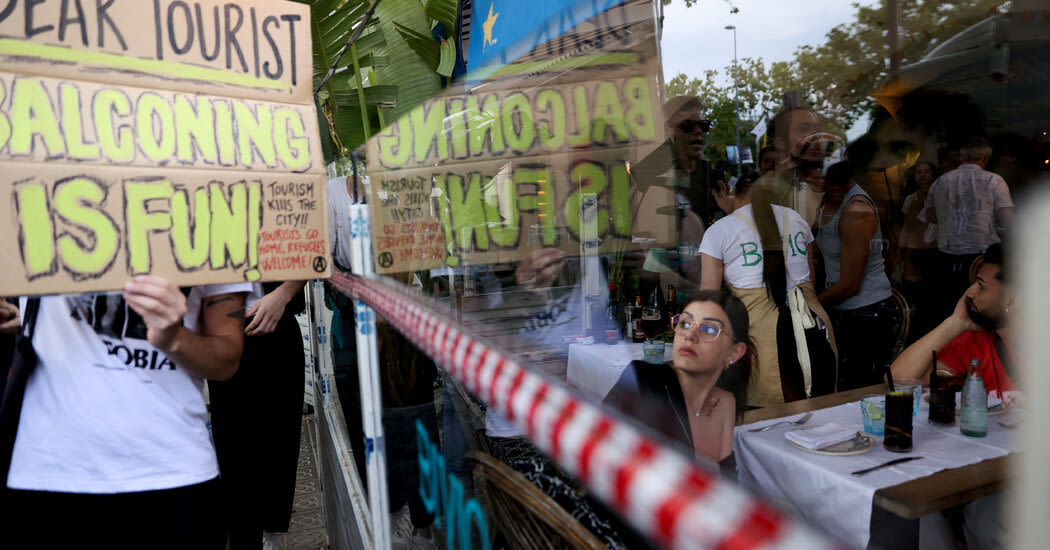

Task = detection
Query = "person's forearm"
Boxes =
[891,316,969,381]
[818,279,860,306]
[164,328,243,380]
[274,280,308,302]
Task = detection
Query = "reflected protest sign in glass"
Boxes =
[365,0,668,274]
[0,0,330,296]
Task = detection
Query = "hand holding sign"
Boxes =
[0,301,19,334]
[515,248,566,290]
[123,275,189,353]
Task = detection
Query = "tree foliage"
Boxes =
[666,0,1009,169]
[298,0,460,157]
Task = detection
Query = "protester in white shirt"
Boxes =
[5,277,248,550]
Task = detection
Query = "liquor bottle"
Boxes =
[631,295,645,343]
[960,358,988,437]
[603,305,621,345]
[666,284,677,331]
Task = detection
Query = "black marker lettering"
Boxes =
[224,3,247,72]
[25,0,53,39]
[152,0,163,59]
[261,16,282,80]
[0,0,15,26]
[195,4,220,61]
[250,7,259,78]
[59,0,88,46]
[96,0,127,50]
[279,14,300,86]
[167,1,194,55]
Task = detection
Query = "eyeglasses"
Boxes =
[677,119,712,133]
[672,315,732,342]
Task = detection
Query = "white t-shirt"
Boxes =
[10,283,251,493]
[327,176,357,269]
[698,204,813,289]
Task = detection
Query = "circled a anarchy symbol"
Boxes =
[377,252,394,268]
[312,256,327,272]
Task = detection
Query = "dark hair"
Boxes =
[747,184,788,312]
[983,243,1006,282]
[681,290,756,418]
[663,95,704,124]
[902,160,940,197]
[824,160,854,188]
[961,135,993,163]
[759,146,776,158]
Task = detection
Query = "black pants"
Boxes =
[775,307,837,402]
[5,478,225,550]
[934,251,982,320]
[830,296,901,391]
[210,314,305,549]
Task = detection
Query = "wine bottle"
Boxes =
[631,295,645,343]
[666,284,677,331]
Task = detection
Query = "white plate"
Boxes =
[786,425,875,456]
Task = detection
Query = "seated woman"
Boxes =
[604,290,755,471]
[697,174,837,406]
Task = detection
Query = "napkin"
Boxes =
[784,422,856,450]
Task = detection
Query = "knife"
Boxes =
[850,456,923,477]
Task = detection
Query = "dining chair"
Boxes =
[890,287,911,360]
[466,450,610,550]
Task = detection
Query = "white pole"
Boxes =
[1013,190,1050,549]
[726,24,742,178]
[349,202,391,550]
[581,192,600,337]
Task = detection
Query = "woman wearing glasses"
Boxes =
[697,172,838,407]
[604,291,754,469]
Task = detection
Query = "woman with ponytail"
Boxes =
[698,169,837,406]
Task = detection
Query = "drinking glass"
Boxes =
[640,306,663,342]
[893,378,922,417]
[642,340,665,364]
[928,369,956,426]
[860,394,885,436]
[884,390,914,452]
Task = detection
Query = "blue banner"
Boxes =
[467,0,626,72]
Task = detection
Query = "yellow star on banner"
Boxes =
[482,1,499,53]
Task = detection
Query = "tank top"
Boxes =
[816,184,892,310]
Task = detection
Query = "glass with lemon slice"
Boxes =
[861,394,886,436]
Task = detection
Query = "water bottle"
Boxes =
[960,358,988,437]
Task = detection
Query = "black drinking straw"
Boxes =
[885,361,896,392]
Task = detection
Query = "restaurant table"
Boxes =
[565,341,672,401]
[734,384,1018,549]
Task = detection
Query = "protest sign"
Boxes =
[0,0,327,295]
[366,0,668,274]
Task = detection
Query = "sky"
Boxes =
[659,0,879,139]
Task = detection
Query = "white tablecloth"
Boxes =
[734,398,1020,549]
[566,341,672,401]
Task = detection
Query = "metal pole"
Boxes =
[726,25,742,178]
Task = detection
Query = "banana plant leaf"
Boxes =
[424,0,459,36]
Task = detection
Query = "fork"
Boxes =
[748,412,814,432]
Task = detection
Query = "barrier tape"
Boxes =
[331,272,843,550]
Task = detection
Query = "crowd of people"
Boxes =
[443,93,1033,549]
[0,89,1035,550]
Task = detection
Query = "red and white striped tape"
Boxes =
[331,272,842,550]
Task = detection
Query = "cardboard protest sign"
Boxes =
[0,0,327,295]
[366,0,670,274]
